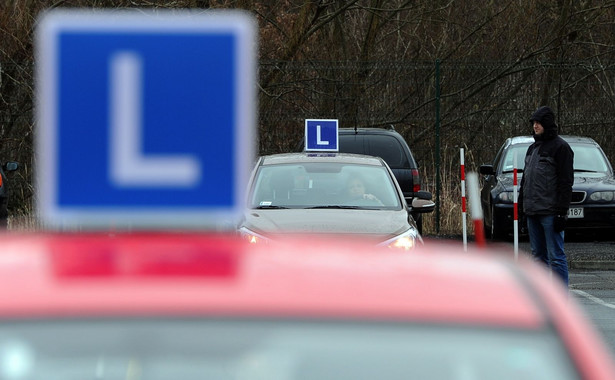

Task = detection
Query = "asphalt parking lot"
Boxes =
[517,233,615,271]
[428,232,615,271]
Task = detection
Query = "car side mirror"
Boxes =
[414,190,432,200]
[406,190,434,213]
[479,164,495,176]
[3,162,19,172]
[411,197,435,214]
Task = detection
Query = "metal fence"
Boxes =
[3,60,615,231]
[258,60,615,232]
[259,60,615,161]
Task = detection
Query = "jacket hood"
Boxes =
[530,106,558,140]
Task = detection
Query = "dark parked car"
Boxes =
[0,161,19,228]
[300,126,432,233]
[480,135,615,239]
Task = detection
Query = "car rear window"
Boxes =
[339,135,409,169]
[0,319,579,380]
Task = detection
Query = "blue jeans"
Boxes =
[527,215,569,286]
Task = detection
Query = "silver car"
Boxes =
[238,152,434,250]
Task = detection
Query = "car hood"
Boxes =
[499,172,615,189]
[497,173,522,188]
[240,209,411,240]
[572,173,615,188]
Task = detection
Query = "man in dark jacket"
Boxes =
[519,106,574,286]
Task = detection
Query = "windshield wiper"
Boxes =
[305,205,360,209]
[254,205,289,209]
[502,169,524,174]
[574,169,599,173]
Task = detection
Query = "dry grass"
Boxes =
[420,146,478,237]
[8,147,479,236]
[7,214,41,231]
[9,193,475,238]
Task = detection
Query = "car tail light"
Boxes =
[412,169,420,193]
[50,233,241,279]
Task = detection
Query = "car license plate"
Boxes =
[568,207,584,219]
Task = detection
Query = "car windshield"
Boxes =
[500,142,611,174]
[249,162,401,209]
[0,319,579,380]
[571,144,611,173]
[500,144,530,173]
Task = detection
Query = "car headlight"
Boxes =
[497,191,515,203]
[590,191,615,202]
[379,229,422,251]
[238,227,271,244]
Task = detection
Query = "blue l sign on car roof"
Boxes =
[305,119,338,151]
[36,10,256,229]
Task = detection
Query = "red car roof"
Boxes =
[0,233,544,325]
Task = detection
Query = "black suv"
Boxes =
[0,161,19,229]
[299,127,433,233]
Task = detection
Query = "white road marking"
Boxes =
[572,289,615,310]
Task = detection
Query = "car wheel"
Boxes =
[0,209,7,230]
[414,214,423,235]
[489,205,504,240]
[483,214,492,239]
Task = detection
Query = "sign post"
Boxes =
[460,148,467,251]
[467,172,486,248]
[513,151,519,259]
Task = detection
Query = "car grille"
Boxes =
[571,191,586,204]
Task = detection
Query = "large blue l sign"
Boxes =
[305,119,339,151]
[36,10,256,229]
